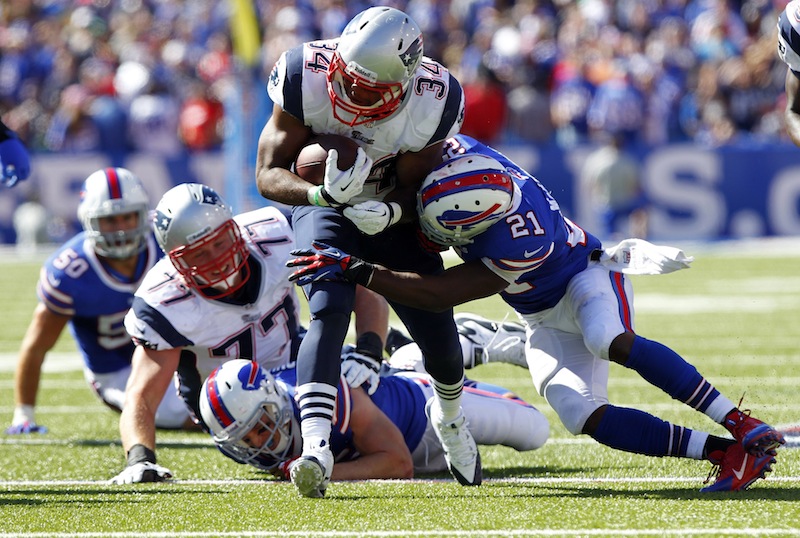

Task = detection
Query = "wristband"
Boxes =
[307,186,331,207]
[387,202,403,226]
[127,444,157,465]
[355,331,383,360]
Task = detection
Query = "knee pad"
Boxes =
[543,382,606,435]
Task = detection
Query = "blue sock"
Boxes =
[593,405,691,457]
[625,335,720,413]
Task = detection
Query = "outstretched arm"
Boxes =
[109,345,180,484]
[7,304,69,433]
[287,242,509,312]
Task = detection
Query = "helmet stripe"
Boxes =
[420,171,511,204]
[206,368,236,427]
[105,167,122,200]
[441,203,503,226]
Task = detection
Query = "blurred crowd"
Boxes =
[0,0,794,155]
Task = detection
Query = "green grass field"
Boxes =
[1,241,800,537]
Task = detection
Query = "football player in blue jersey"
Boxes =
[0,118,31,187]
[778,0,800,145]
[6,167,191,435]
[199,359,548,481]
[287,134,786,493]
[255,6,479,495]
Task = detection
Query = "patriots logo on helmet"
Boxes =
[199,185,221,206]
[154,209,172,233]
[399,36,423,77]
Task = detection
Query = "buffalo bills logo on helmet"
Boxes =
[437,203,505,230]
[238,360,266,391]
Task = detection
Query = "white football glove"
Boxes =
[108,462,173,485]
[341,351,382,395]
[344,201,403,235]
[320,147,372,207]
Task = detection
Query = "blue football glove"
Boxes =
[286,241,375,287]
[0,127,31,187]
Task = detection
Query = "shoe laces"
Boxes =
[483,314,524,360]
[436,414,477,465]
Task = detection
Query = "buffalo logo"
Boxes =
[238,361,266,391]
[438,204,503,230]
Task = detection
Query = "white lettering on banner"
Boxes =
[769,166,800,235]
[2,147,797,243]
[644,145,725,240]
[0,153,227,243]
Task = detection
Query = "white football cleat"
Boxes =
[426,398,482,486]
[455,313,527,369]
[290,445,333,498]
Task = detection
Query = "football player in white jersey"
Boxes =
[7,168,191,435]
[288,134,786,493]
[198,359,549,481]
[255,6,479,496]
[779,0,800,145]
[109,182,389,484]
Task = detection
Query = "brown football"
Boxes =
[294,134,361,186]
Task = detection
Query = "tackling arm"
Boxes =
[785,70,800,147]
[330,387,414,480]
[287,244,509,312]
[366,260,508,312]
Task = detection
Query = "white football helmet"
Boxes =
[199,359,296,472]
[77,167,150,259]
[417,154,515,246]
[153,183,250,299]
[327,6,423,126]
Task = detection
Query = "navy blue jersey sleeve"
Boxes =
[427,73,464,146]
[281,46,306,121]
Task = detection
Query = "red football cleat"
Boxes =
[724,407,785,457]
[701,442,776,492]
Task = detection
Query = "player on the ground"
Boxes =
[6,168,191,435]
[109,183,388,484]
[199,358,548,480]
[778,1,800,145]
[288,133,785,492]
[255,6,478,496]
[0,118,31,187]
